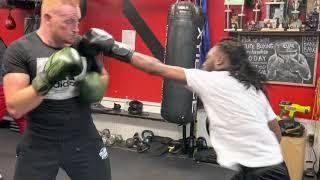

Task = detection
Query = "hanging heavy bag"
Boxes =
[24,15,40,34]
[80,0,87,19]
[24,1,41,35]
[5,9,16,30]
[161,0,203,124]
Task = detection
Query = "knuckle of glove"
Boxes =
[83,28,115,56]
[79,72,106,103]
[45,47,83,82]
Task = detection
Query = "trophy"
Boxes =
[249,0,262,31]
[224,5,234,31]
[237,4,245,31]
[262,0,285,31]
[224,0,246,32]
[316,0,320,31]
[253,0,262,23]
[306,0,320,31]
[288,0,302,31]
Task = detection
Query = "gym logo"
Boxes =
[53,77,76,88]
[99,147,108,160]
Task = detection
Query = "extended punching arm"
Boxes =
[79,29,186,82]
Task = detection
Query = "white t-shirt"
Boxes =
[184,69,283,170]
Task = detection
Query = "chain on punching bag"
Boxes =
[161,0,203,124]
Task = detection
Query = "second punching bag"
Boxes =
[161,1,203,124]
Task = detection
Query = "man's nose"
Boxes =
[73,23,80,33]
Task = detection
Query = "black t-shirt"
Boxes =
[3,32,99,140]
[0,39,7,84]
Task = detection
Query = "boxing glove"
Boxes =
[109,41,134,63]
[77,28,114,57]
[75,28,134,64]
[32,47,83,95]
[72,29,112,73]
[79,72,106,103]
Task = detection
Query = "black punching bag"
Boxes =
[161,1,203,124]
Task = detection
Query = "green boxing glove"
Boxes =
[32,47,83,95]
[79,72,106,103]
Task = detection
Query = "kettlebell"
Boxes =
[196,137,208,150]
[126,138,135,148]
[5,9,16,30]
[141,130,154,144]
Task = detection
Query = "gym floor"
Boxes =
[0,128,236,180]
[0,127,318,180]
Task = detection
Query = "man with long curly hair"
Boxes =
[87,31,289,179]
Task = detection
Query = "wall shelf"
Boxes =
[91,106,166,123]
[229,31,320,36]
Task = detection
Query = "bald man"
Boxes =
[2,0,111,179]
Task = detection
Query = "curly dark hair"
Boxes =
[217,37,267,95]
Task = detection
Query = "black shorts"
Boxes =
[14,135,111,180]
[231,162,290,180]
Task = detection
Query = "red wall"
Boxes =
[0,0,318,119]
[0,9,30,46]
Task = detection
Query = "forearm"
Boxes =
[131,52,164,75]
[6,85,44,118]
[268,119,282,143]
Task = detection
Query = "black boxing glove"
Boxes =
[108,41,134,63]
[74,28,134,64]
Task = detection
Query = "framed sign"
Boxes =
[238,33,318,87]
[225,0,244,5]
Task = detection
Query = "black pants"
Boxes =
[231,162,290,180]
[14,135,111,180]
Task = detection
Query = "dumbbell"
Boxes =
[126,132,142,148]
[105,134,116,147]
[114,134,123,144]
[101,129,111,138]
[106,134,124,147]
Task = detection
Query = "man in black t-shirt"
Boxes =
[2,0,111,180]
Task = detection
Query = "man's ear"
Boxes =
[43,13,51,24]
[216,56,224,65]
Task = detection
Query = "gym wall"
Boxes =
[80,0,318,119]
[0,0,318,118]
